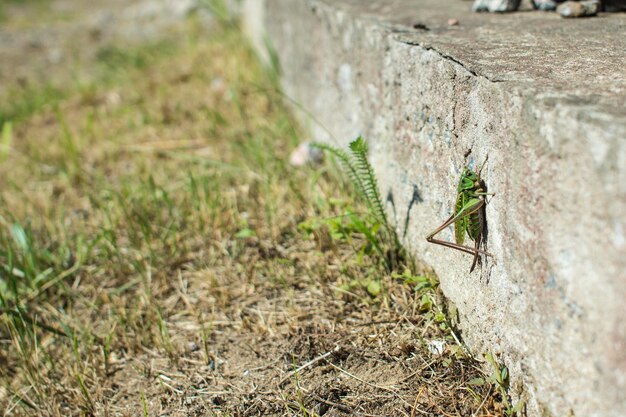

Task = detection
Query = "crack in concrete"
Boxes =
[395,38,505,84]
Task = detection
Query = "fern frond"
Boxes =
[314,137,396,232]
[312,136,402,270]
[311,141,368,203]
[349,137,388,227]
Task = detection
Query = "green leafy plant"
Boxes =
[485,353,524,416]
[313,136,402,271]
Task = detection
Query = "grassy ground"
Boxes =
[0,9,511,417]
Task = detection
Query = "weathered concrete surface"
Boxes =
[241,1,626,416]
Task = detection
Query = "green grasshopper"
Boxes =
[426,159,494,272]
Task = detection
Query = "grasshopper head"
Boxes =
[458,167,479,192]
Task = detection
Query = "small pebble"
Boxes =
[289,142,324,167]
[427,340,447,356]
[532,0,559,11]
[472,0,522,12]
[447,18,459,26]
[557,0,599,17]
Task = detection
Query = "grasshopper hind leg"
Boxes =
[469,236,481,273]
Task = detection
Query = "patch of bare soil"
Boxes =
[100,238,499,416]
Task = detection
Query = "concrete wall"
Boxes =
[240,1,626,416]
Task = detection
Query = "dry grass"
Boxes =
[0,13,512,417]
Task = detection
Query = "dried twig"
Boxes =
[277,346,340,387]
[325,361,413,409]
[410,386,426,417]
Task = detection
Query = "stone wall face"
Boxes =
[241,1,626,416]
